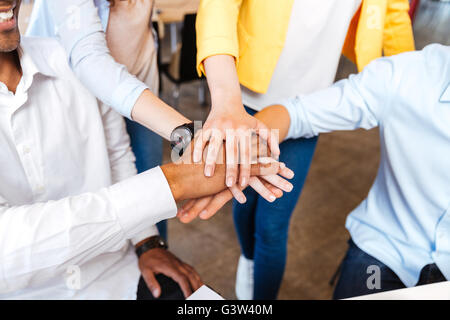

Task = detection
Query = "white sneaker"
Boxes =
[235,255,254,300]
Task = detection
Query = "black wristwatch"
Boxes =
[170,122,195,157]
[135,236,168,258]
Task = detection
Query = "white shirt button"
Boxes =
[36,185,45,193]
[23,146,31,154]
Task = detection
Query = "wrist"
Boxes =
[135,236,168,258]
[161,163,185,201]
[210,92,243,114]
[254,105,290,142]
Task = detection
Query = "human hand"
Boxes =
[194,112,281,203]
[138,248,203,298]
[161,141,287,202]
[192,106,281,191]
[177,163,295,223]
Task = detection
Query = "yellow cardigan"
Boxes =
[196,0,415,94]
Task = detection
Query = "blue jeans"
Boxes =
[333,239,446,299]
[233,106,318,300]
[125,118,166,240]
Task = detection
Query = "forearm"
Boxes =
[0,167,176,293]
[161,162,227,201]
[254,105,291,142]
[203,54,243,113]
[161,147,280,201]
[131,89,191,140]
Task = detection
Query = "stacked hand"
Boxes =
[155,134,291,298]
[178,161,294,223]
[176,116,293,223]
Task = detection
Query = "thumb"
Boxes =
[142,269,161,298]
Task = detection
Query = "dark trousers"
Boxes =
[333,239,447,299]
[233,106,318,300]
[136,274,185,300]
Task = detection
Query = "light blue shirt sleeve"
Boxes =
[26,0,148,118]
[283,57,395,140]
[283,45,450,286]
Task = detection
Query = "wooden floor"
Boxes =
[162,0,450,300]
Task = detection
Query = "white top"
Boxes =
[0,37,177,299]
[242,0,362,111]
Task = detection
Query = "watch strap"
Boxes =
[170,122,195,157]
[135,236,168,258]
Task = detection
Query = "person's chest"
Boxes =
[0,76,112,206]
[380,81,450,209]
[279,0,361,64]
[268,0,362,93]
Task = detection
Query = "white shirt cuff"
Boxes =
[112,80,148,119]
[282,96,315,140]
[108,167,177,240]
[130,225,160,246]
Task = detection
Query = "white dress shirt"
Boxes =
[0,37,177,299]
[283,44,450,287]
[242,0,361,111]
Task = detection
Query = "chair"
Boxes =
[159,14,207,107]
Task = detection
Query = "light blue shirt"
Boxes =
[284,44,450,287]
[26,0,148,118]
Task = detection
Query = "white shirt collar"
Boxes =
[18,45,57,79]
[0,45,57,94]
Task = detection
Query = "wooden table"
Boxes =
[155,0,200,24]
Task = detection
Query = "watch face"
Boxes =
[171,127,193,146]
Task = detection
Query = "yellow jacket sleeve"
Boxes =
[383,0,415,57]
[343,0,414,72]
[195,0,243,77]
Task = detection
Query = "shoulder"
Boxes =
[21,36,74,78]
[420,44,450,71]
[359,45,439,90]
[385,44,449,88]
[384,44,448,74]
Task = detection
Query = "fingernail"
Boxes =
[238,195,247,204]
[226,177,234,187]
[152,289,160,297]
[269,195,276,202]
[280,162,286,169]
[240,177,247,187]
[193,151,201,162]
[199,210,208,219]
[205,165,213,177]
[286,183,294,192]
